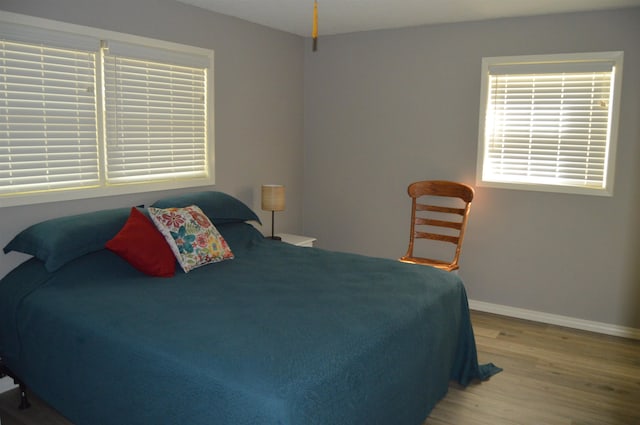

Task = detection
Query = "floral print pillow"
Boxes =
[148,205,234,272]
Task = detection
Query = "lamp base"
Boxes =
[266,236,282,241]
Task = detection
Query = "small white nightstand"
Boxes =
[0,376,17,394]
[276,233,316,247]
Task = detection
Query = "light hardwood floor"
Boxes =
[426,312,640,425]
[1,311,638,425]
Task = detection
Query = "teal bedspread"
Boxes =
[0,223,499,425]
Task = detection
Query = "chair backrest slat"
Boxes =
[416,203,465,215]
[415,204,466,215]
[415,217,463,230]
[414,231,460,244]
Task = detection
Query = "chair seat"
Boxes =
[399,256,459,272]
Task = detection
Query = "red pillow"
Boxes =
[106,207,175,277]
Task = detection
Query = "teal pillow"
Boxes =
[151,191,260,225]
[3,207,131,272]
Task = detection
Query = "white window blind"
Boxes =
[0,12,214,208]
[0,40,99,196]
[477,52,623,196]
[103,51,208,184]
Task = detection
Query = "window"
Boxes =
[102,41,209,185]
[476,52,623,196]
[0,12,214,208]
[1,40,100,195]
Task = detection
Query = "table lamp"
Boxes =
[261,184,285,240]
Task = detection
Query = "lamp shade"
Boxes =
[261,185,285,211]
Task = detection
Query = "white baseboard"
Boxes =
[469,299,640,340]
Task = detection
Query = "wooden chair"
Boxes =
[399,180,474,272]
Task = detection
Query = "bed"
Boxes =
[0,191,499,425]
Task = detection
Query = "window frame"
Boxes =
[0,12,215,208]
[476,51,623,196]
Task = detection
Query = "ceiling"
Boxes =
[176,0,640,36]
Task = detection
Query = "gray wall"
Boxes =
[303,9,640,329]
[0,0,304,277]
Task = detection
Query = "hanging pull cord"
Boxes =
[312,0,318,51]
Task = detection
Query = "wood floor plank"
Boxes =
[0,389,72,425]
[425,312,640,425]
[1,311,638,425]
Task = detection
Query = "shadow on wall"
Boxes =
[629,195,640,331]
[632,261,640,330]
[625,123,640,331]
